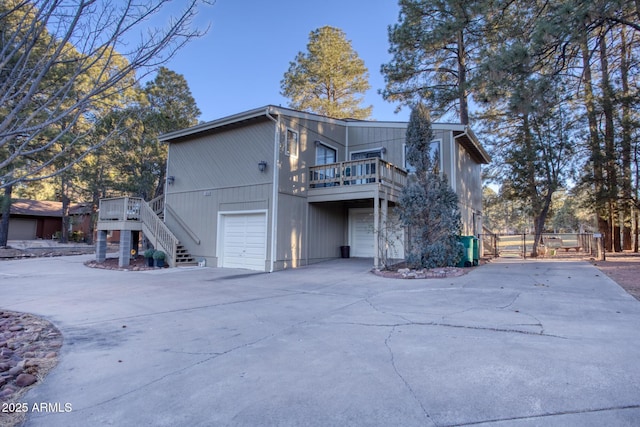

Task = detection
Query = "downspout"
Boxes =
[266,107,280,273]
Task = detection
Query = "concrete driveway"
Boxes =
[2,255,640,426]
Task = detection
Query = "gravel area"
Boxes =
[0,311,62,427]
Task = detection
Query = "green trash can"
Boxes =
[457,236,474,267]
[472,237,479,266]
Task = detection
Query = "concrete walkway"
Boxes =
[1,256,639,426]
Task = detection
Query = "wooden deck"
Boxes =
[308,158,407,202]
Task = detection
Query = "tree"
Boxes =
[281,26,372,119]
[0,0,208,247]
[399,103,463,268]
[0,0,209,188]
[382,0,485,124]
[108,67,201,200]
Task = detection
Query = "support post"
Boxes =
[118,230,132,268]
[96,230,107,262]
[374,187,380,269]
[381,192,388,268]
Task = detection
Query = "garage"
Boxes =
[349,208,404,259]
[219,211,267,271]
[8,218,38,240]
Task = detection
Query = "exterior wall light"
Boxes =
[258,161,268,172]
[167,176,175,185]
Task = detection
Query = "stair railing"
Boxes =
[139,199,178,266]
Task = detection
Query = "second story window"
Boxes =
[286,128,299,157]
[316,143,336,165]
[404,140,441,173]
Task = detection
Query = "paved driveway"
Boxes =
[2,255,640,426]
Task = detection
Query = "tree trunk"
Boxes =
[580,30,608,246]
[59,178,70,244]
[599,33,621,252]
[619,27,633,251]
[457,29,469,125]
[635,209,639,253]
[0,185,13,247]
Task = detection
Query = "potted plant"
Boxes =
[144,249,156,267]
[153,250,166,267]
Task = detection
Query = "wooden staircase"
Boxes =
[175,243,195,265]
[97,196,196,268]
[147,195,195,266]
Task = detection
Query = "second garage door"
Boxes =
[220,212,267,271]
[349,208,404,259]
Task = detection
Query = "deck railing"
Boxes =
[98,196,178,265]
[309,158,407,190]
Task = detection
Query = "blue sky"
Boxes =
[161,0,410,123]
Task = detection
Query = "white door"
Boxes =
[350,209,374,257]
[220,212,267,271]
[349,208,404,259]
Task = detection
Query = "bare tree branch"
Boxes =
[0,0,212,187]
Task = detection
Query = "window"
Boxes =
[316,143,336,165]
[350,150,382,184]
[286,128,298,157]
[404,140,441,173]
[311,143,337,188]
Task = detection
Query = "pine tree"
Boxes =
[382,0,484,124]
[280,26,372,119]
[400,104,463,268]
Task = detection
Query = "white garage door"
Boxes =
[349,208,404,259]
[220,212,267,271]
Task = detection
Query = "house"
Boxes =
[96,105,490,270]
[3,199,91,241]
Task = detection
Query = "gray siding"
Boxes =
[307,202,347,263]
[348,125,406,165]
[455,141,483,235]
[276,115,346,197]
[164,119,275,267]
[274,193,307,270]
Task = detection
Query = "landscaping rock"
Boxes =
[15,374,36,387]
[0,310,61,419]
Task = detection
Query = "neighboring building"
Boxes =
[151,105,490,271]
[3,199,90,241]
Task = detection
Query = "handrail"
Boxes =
[98,196,179,267]
[165,203,201,245]
[309,157,407,189]
[148,195,164,216]
[139,200,178,266]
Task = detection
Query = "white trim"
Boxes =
[284,127,299,157]
[402,139,442,173]
[217,209,268,271]
[314,140,339,164]
[268,112,280,273]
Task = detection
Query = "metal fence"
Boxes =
[479,233,597,259]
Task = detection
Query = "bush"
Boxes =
[144,249,156,258]
[152,250,166,260]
